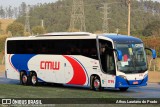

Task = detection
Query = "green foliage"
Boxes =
[0,36,7,53]
[0,21,2,34]
[24,32,31,36]
[141,36,160,57]
[6,22,24,36]
[15,0,160,34]
[32,26,45,35]
[142,21,160,36]
[0,21,1,29]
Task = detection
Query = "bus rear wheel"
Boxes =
[21,72,28,85]
[119,87,129,91]
[30,73,38,86]
[92,76,101,91]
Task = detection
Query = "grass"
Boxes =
[0,54,2,65]
[0,84,125,98]
[0,35,7,55]
[0,84,159,107]
[148,72,160,83]
[0,78,159,107]
[156,58,160,71]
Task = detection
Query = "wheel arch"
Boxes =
[20,70,27,76]
[29,71,37,76]
[90,74,101,88]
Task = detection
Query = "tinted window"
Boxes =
[7,39,98,59]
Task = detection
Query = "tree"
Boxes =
[0,21,2,34]
[7,22,24,36]
[142,21,160,36]
[7,6,13,19]
[13,7,18,19]
[32,26,45,35]
[67,28,80,32]
[0,6,5,18]
[19,2,27,16]
[15,0,160,34]
[24,32,31,36]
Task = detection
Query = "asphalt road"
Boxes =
[120,83,160,98]
[0,73,160,98]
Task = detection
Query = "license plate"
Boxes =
[133,81,138,84]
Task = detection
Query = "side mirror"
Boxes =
[114,50,122,61]
[151,49,156,59]
[145,48,157,59]
[105,46,123,61]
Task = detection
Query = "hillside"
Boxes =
[0,19,14,33]
[0,19,14,53]
[0,19,15,32]
[15,0,160,36]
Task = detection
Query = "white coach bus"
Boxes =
[5,32,156,91]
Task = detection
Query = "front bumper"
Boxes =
[115,75,148,88]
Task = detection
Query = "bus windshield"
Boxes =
[116,43,147,74]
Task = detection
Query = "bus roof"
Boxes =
[41,32,94,36]
[100,34,143,44]
[6,32,143,44]
[6,32,96,40]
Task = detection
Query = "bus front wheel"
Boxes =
[119,87,129,91]
[92,76,101,91]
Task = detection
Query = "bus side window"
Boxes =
[27,48,33,53]
[70,47,76,55]
[82,48,89,56]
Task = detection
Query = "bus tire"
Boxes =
[92,76,101,91]
[20,72,28,85]
[90,76,94,90]
[119,87,129,91]
[30,72,38,86]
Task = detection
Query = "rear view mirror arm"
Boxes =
[145,48,157,59]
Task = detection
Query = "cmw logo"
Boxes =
[40,61,60,70]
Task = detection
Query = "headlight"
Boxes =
[119,75,127,80]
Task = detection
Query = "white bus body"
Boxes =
[5,32,156,91]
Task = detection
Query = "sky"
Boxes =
[0,0,160,7]
[0,0,58,7]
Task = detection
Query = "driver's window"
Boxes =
[99,40,116,75]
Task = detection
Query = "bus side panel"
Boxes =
[77,56,101,86]
[101,74,116,88]
[29,55,101,86]
[28,55,66,83]
[6,54,115,87]
[74,56,117,88]
[28,55,94,85]
[6,54,113,88]
[68,55,114,87]
[5,54,19,80]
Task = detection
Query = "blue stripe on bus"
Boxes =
[11,54,36,72]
